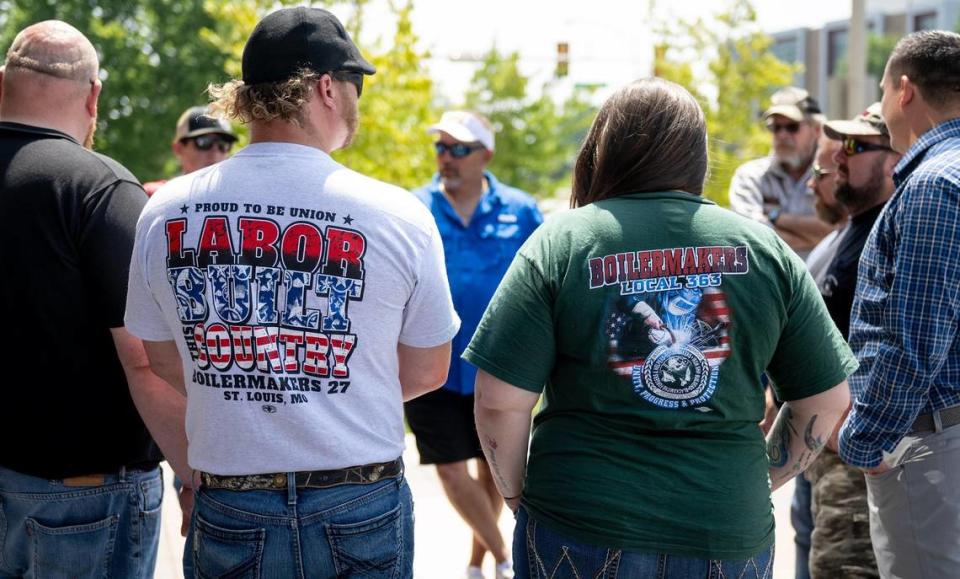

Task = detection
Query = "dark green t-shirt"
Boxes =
[463,191,857,559]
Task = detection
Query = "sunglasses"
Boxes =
[434,142,483,159]
[812,164,835,181]
[842,137,893,157]
[330,70,364,98]
[186,134,232,153]
[765,121,801,134]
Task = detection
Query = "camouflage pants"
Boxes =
[806,451,879,578]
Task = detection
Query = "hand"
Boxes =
[861,462,892,476]
[505,496,521,514]
[178,486,195,537]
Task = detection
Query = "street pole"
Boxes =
[848,0,867,116]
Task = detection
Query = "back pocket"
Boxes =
[26,514,118,579]
[194,515,264,579]
[327,503,402,578]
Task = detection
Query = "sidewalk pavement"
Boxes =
[156,434,797,578]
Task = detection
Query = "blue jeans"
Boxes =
[0,464,163,578]
[514,506,774,579]
[191,475,413,578]
[791,473,812,579]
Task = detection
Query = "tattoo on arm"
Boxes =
[769,412,828,484]
[766,406,795,468]
[804,414,825,452]
[483,434,513,492]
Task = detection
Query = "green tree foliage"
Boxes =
[333,0,437,190]
[0,0,242,181]
[463,47,596,197]
[867,33,899,80]
[654,0,796,204]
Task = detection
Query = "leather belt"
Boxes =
[200,458,403,491]
[910,405,960,434]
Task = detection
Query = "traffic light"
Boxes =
[556,42,569,78]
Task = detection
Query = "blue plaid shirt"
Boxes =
[839,118,960,468]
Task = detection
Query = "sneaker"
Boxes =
[495,561,515,579]
[466,565,485,579]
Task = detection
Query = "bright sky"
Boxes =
[337,0,880,103]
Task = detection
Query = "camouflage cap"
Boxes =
[823,102,889,139]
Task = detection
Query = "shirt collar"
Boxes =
[0,121,79,145]
[430,170,502,203]
[893,117,960,186]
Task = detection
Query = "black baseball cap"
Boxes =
[175,106,237,142]
[241,7,376,85]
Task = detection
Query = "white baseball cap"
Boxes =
[427,111,495,151]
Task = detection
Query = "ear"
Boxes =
[85,79,101,118]
[315,75,337,109]
[898,75,914,108]
[172,139,184,157]
[481,149,494,164]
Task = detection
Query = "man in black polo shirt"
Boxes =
[805,103,900,578]
[0,20,189,578]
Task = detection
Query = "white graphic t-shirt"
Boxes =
[126,143,460,475]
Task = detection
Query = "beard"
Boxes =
[836,168,886,216]
[814,196,846,225]
[339,98,359,149]
[83,117,97,150]
[776,138,816,171]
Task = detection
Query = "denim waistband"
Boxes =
[0,463,160,488]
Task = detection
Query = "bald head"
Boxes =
[5,20,98,83]
[1,21,101,147]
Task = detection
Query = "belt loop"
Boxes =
[934,409,944,433]
[119,466,127,482]
[287,472,296,506]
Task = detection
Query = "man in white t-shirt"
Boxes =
[124,7,459,578]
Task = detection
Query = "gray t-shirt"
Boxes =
[125,143,460,475]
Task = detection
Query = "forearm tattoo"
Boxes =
[483,434,514,493]
[767,406,794,468]
[769,410,827,484]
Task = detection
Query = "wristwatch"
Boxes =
[767,207,782,225]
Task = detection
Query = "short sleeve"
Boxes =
[124,210,175,341]
[398,223,461,347]
[78,180,147,328]
[463,251,556,393]
[767,255,859,400]
[728,165,768,224]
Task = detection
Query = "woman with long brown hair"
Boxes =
[465,78,855,578]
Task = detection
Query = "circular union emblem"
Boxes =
[262,404,278,414]
[637,344,710,401]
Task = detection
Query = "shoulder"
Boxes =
[490,179,542,223]
[732,157,775,181]
[410,182,439,207]
[328,167,438,236]
[87,150,140,185]
[912,141,960,188]
[33,139,142,193]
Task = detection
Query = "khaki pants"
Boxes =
[865,424,960,579]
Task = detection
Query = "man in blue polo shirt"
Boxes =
[406,110,541,579]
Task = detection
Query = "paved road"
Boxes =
[156,435,798,578]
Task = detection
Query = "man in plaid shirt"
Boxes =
[839,30,960,578]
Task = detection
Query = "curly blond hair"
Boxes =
[208,70,320,127]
